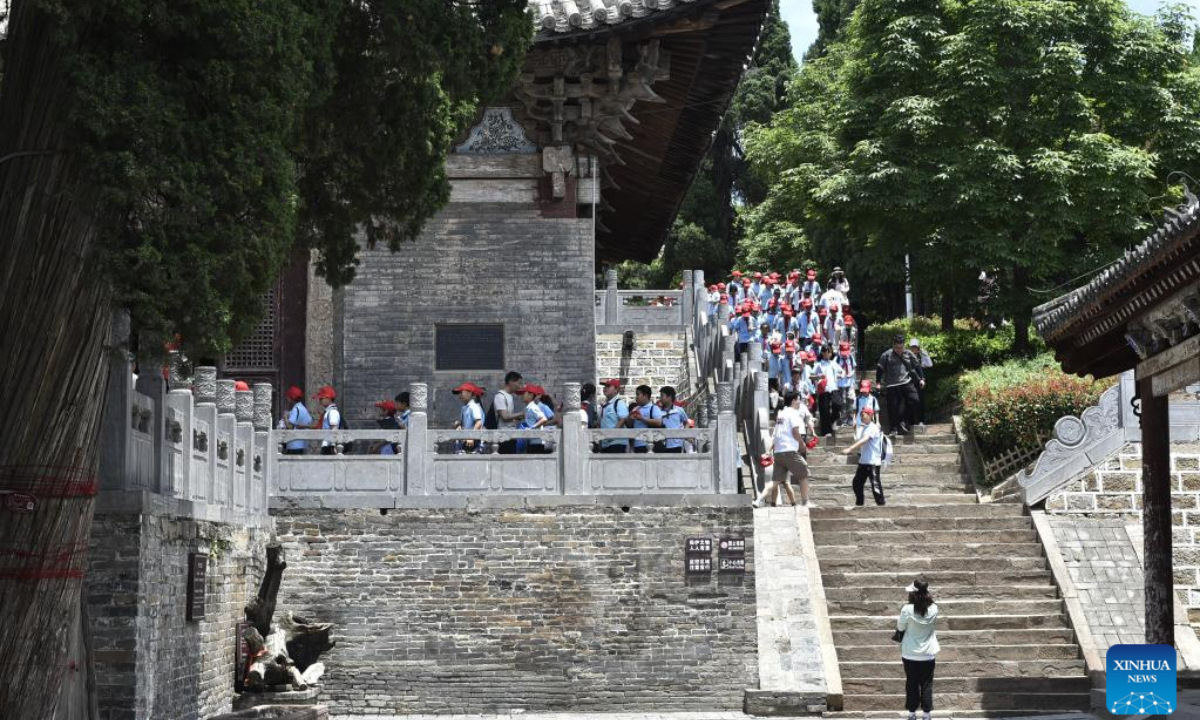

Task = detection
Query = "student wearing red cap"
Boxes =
[802,268,821,299]
[844,405,886,506]
[313,385,342,455]
[283,386,312,455]
[598,379,631,453]
[626,384,664,453]
[837,341,858,427]
[655,386,689,453]
[452,382,485,453]
[520,384,550,453]
[813,344,847,437]
[855,380,880,429]
[374,398,402,455]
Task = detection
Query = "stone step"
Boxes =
[825,711,1089,719]
[816,543,1047,560]
[838,658,1087,680]
[823,584,1060,603]
[819,555,1048,574]
[842,674,1092,696]
[841,690,1090,712]
[810,441,963,455]
[819,432,957,447]
[812,504,1022,519]
[821,569,1055,588]
[828,614,1070,632]
[827,597,1065,617]
[806,453,963,468]
[832,627,1077,646]
[804,493,979,507]
[836,643,1081,662]
[810,516,1031,533]
[813,529,1039,545]
[808,471,972,484]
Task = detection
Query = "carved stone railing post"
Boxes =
[716,381,738,493]
[100,309,135,493]
[235,389,254,423]
[165,388,193,502]
[167,350,191,391]
[604,269,620,326]
[562,382,587,494]
[213,380,236,508]
[194,366,218,406]
[216,380,236,415]
[405,383,430,496]
[252,383,273,432]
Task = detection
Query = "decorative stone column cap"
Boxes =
[717,382,734,414]
[252,383,273,431]
[166,350,191,392]
[564,382,582,412]
[235,389,254,422]
[194,366,218,405]
[216,379,236,414]
[409,382,428,413]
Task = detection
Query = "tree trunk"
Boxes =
[245,543,287,638]
[1011,266,1032,355]
[940,279,955,331]
[0,4,113,719]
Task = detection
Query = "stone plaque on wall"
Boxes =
[187,552,208,621]
[435,325,505,371]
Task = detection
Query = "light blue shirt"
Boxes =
[600,396,630,449]
[460,399,483,430]
[660,406,689,449]
[732,316,753,343]
[398,409,411,428]
[631,402,663,449]
[856,394,879,427]
[856,422,884,466]
[524,402,548,448]
[286,402,312,451]
[837,356,856,389]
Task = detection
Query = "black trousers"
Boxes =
[885,381,919,433]
[599,444,628,454]
[851,463,885,505]
[817,392,842,436]
[902,657,936,713]
[498,439,518,455]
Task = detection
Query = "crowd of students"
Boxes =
[719,266,935,510]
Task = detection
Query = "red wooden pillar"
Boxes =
[1139,376,1174,646]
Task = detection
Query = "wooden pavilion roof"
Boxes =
[1033,192,1200,378]
[527,0,769,262]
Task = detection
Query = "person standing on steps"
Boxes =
[842,406,886,506]
[754,391,816,508]
[909,338,934,427]
[896,576,940,720]
[876,334,925,435]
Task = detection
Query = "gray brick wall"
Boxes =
[273,505,757,715]
[596,331,688,395]
[87,512,270,720]
[335,203,595,428]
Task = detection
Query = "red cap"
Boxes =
[759,454,774,468]
[812,333,824,344]
[752,301,762,312]
[801,298,813,309]
[839,341,851,351]
[768,299,778,309]
[754,272,763,279]
[806,436,820,450]
[806,269,816,279]
[830,304,840,314]
[286,385,304,402]
[785,340,796,353]
[313,385,337,400]
[844,315,855,326]
[783,309,794,318]
[375,400,397,414]
[234,380,250,392]
[770,342,782,354]
[708,284,717,292]
[771,271,781,278]
[604,378,622,389]
[717,282,726,290]
[861,405,876,416]
[818,307,828,316]
[451,382,480,395]
[521,384,546,397]
[839,345,852,357]
[731,270,743,277]
[859,379,872,393]
[742,278,751,287]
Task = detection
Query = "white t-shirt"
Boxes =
[773,405,811,453]
[493,390,519,429]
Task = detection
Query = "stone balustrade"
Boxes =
[594,270,685,327]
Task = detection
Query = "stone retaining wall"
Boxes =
[273,504,757,715]
[1044,442,1200,622]
[87,502,271,720]
[595,331,688,393]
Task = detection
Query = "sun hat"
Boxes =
[906,576,930,593]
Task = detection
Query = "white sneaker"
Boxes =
[804,500,817,508]
[908,713,917,720]
[752,499,763,508]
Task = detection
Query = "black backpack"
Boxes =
[483,395,501,430]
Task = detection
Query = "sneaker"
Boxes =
[804,500,817,508]
[752,499,763,508]
[908,713,917,720]
[923,714,931,720]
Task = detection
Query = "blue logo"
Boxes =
[1107,644,1176,715]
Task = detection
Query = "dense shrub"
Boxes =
[863,316,1046,417]
[960,355,1112,459]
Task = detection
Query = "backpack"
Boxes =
[880,433,894,466]
[483,401,499,430]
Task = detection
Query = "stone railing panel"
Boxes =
[130,391,157,491]
[273,430,406,495]
[586,428,714,494]
[431,429,560,495]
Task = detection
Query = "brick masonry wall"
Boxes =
[1045,442,1200,624]
[334,203,595,428]
[87,512,270,720]
[595,331,688,394]
[273,505,757,715]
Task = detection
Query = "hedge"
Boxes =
[960,355,1111,460]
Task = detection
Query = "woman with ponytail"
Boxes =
[895,576,939,720]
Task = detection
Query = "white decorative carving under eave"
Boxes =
[455,107,537,155]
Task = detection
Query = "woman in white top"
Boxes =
[896,576,939,720]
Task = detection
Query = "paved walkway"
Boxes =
[332,713,1096,720]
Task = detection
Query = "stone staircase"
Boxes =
[802,423,1093,716]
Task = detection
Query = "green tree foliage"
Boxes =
[41,0,530,356]
[807,0,861,58]
[742,0,1200,351]
[645,0,796,286]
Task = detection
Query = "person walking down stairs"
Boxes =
[897,576,940,720]
[842,405,886,506]
[754,391,817,508]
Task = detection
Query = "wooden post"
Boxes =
[1139,375,1174,646]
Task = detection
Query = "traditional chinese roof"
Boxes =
[530,0,694,37]
[521,0,769,262]
[1033,191,1200,377]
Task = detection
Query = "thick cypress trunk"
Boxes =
[0,4,113,719]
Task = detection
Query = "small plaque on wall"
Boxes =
[187,552,208,621]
